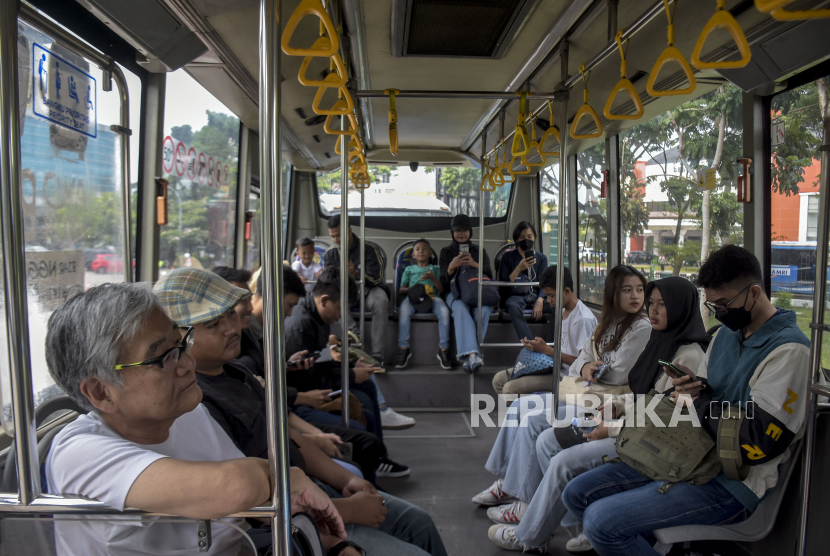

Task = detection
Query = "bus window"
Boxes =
[13,20,136,414]
[245,158,291,271]
[540,164,568,265]
[577,143,608,305]
[161,70,240,274]
[317,165,511,218]
[769,76,829,348]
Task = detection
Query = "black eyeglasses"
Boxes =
[115,326,194,371]
[703,283,759,315]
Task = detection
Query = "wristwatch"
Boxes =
[328,540,366,556]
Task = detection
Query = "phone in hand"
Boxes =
[290,351,321,365]
[459,244,469,255]
[593,363,607,380]
[525,249,536,262]
[338,441,353,463]
[659,359,696,380]
[328,389,343,398]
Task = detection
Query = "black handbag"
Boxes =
[290,513,325,556]
[451,265,500,307]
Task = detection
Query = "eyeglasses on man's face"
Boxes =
[115,326,195,371]
[703,283,759,315]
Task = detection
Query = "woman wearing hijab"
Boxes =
[499,221,550,342]
[487,277,711,553]
[439,214,495,373]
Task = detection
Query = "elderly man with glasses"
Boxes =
[43,282,355,556]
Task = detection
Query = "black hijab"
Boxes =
[627,277,711,395]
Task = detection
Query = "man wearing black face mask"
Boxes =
[561,245,811,552]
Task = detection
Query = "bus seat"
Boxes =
[2,396,86,493]
[321,240,390,316]
[392,240,438,312]
[653,440,802,545]
[493,242,544,321]
[289,239,331,265]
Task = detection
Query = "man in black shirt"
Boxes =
[323,214,389,365]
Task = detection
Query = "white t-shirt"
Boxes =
[558,299,597,375]
[45,404,250,556]
[291,259,322,281]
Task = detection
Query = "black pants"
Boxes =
[312,422,381,484]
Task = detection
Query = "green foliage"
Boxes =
[692,190,741,246]
[620,178,649,238]
[317,165,399,193]
[775,290,793,310]
[658,241,701,276]
[439,166,481,196]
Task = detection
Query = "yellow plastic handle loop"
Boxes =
[298,47,347,88]
[386,89,399,156]
[282,0,340,57]
[570,65,604,139]
[511,91,530,157]
[335,134,363,155]
[646,2,696,98]
[324,107,358,136]
[603,31,644,121]
[492,141,515,184]
[489,149,505,187]
[537,101,561,156]
[521,114,547,168]
[312,85,354,116]
[480,157,496,192]
[691,2,751,69]
[646,46,697,97]
[509,155,532,177]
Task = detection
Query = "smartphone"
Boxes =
[289,351,322,365]
[338,442,353,463]
[525,249,536,261]
[459,244,469,255]
[328,389,343,398]
[659,359,696,380]
[593,364,607,380]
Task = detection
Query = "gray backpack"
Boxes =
[611,390,722,493]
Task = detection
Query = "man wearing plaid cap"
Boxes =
[154,268,448,556]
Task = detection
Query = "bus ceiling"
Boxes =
[57,0,830,172]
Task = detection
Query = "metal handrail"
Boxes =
[488,281,540,287]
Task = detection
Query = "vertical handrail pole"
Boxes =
[0,0,41,505]
[359,184,365,349]
[796,113,830,556]
[110,68,133,282]
[476,133,486,395]
[552,56,570,417]
[340,102,350,427]
[258,0,292,552]
[235,125,250,269]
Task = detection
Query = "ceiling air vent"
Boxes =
[391,0,539,59]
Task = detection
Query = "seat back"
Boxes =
[290,239,331,266]
[392,240,439,307]
[493,243,516,279]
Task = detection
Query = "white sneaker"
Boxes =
[472,478,516,506]
[487,525,544,553]
[380,407,416,429]
[566,531,593,553]
[487,500,527,524]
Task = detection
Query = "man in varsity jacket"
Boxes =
[324,213,390,365]
[561,245,810,555]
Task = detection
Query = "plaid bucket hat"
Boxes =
[153,268,249,326]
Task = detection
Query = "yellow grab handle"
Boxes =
[512,126,530,157]
[386,89,399,156]
[538,101,560,156]
[646,46,697,97]
[771,6,830,19]
[570,103,603,139]
[335,134,363,155]
[603,78,644,120]
[509,155,532,177]
[521,139,547,169]
[480,157,496,192]
[324,107,358,135]
[282,0,339,57]
[298,47,347,87]
[312,86,354,116]
[691,7,751,69]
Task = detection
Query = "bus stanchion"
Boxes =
[340,94,351,429]
[258,0,292,553]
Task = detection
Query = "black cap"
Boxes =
[451,213,472,233]
[407,283,434,312]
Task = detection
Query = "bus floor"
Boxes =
[377,410,579,556]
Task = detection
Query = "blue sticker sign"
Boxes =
[32,43,97,138]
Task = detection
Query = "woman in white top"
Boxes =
[487,277,711,552]
[473,266,651,509]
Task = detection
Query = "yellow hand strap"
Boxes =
[386,89,400,156]
[647,0,696,97]
[282,0,339,57]
[691,0,751,70]
[538,101,560,156]
[604,29,644,120]
[570,64,603,139]
[512,91,530,157]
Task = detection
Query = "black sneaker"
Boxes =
[437,349,452,370]
[394,348,411,369]
[376,456,410,478]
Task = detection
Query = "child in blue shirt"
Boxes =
[395,239,452,370]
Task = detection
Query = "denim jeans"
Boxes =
[319,485,449,556]
[513,430,617,548]
[446,292,493,357]
[484,397,568,503]
[351,380,384,451]
[345,286,389,360]
[562,462,748,556]
[292,405,367,431]
[398,297,451,350]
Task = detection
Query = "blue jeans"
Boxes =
[562,462,748,556]
[293,406,367,431]
[398,297,451,350]
[446,292,493,357]
[484,397,568,503]
[514,431,617,548]
[505,295,551,342]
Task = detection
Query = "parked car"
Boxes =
[90,254,124,274]
[84,248,112,270]
[627,251,654,264]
